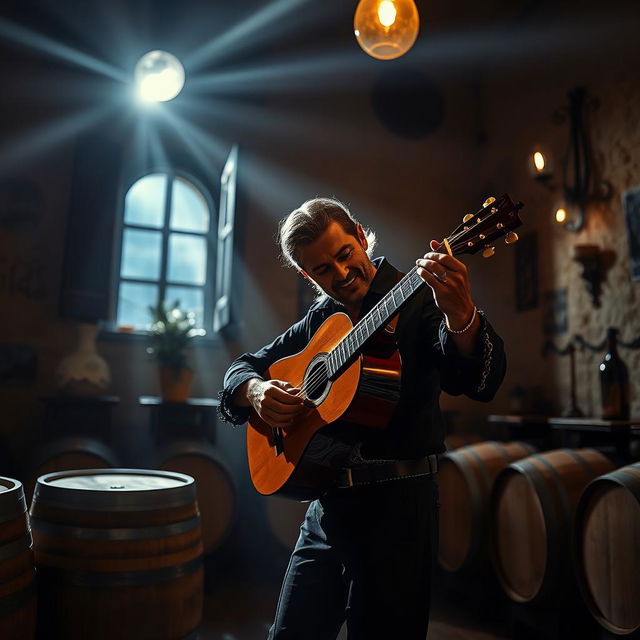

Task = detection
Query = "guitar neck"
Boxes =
[325,193,524,380]
[327,266,425,379]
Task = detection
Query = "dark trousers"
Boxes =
[267,474,439,640]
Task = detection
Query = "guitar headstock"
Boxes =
[436,194,524,258]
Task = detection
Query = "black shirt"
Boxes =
[219,257,506,460]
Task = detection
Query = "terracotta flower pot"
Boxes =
[159,367,194,403]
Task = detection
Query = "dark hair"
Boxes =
[278,197,377,270]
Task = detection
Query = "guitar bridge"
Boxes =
[272,427,284,456]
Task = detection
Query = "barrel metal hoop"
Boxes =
[30,515,201,541]
[30,487,196,512]
[0,506,27,525]
[449,446,490,566]
[36,555,203,588]
[461,445,492,495]
[525,454,573,586]
[488,440,516,465]
[563,448,606,480]
[0,493,27,524]
[508,460,559,554]
[0,533,32,562]
[0,579,36,617]
[609,466,640,495]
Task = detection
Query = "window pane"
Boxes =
[121,228,163,280]
[167,233,207,285]
[166,286,205,329]
[116,282,158,330]
[124,173,167,228]
[170,177,210,233]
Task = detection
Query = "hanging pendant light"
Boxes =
[354,0,420,61]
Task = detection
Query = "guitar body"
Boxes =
[247,312,402,500]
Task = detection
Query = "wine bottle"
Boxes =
[599,327,630,420]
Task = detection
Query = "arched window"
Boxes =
[113,172,214,332]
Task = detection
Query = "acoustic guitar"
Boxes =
[247,194,523,500]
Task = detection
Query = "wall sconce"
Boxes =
[528,144,554,185]
[572,244,604,307]
[559,87,591,232]
[354,0,420,60]
[530,87,609,233]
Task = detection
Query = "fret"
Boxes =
[329,264,430,376]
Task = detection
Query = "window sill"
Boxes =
[98,328,223,348]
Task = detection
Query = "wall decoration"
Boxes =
[515,232,539,312]
[623,186,640,281]
[542,288,568,336]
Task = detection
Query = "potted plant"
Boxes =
[147,300,205,402]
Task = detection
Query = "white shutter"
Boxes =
[214,145,238,332]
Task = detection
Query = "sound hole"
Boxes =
[304,357,330,404]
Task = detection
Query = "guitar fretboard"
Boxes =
[327,267,424,378]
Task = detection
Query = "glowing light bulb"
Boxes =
[354,0,420,61]
[533,151,546,172]
[378,1,397,27]
[135,50,185,103]
[555,208,567,223]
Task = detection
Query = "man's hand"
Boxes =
[415,240,480,356]
[238,378,307,429]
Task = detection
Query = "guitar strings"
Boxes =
[295,268,418,399]
[293,267,422,401]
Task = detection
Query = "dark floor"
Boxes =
[199,581,511,640]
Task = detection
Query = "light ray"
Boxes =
[157,108,231,170]
[0,103,115,171]
[0,16,128,83]
[178,97,367,157]
[189,47,367,96]
[189,10,637,98]
[186,0,312,72]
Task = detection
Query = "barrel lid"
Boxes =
[0,476,19,492]
[0,476,26,523]
[32,468,196,511]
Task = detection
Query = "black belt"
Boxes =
[334,454,439,489]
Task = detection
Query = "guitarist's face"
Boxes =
[298,220,376,314]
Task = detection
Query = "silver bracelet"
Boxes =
[446,306,477,335]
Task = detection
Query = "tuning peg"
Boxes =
[505,231,519,244]
[482,246,496,258]
[483,196,496,207]
[463,213,474,223]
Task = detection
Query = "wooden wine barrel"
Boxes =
[26,437,119,501]
[30,468,203,640]
[438,440,536,572]
[0,477,36,640]
[266,496,309,550]
[574,462,640,635]
[490,448,615,604]
[155,441,235,554]
[444,433,483,451]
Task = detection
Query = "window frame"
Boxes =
[104,168,219,344]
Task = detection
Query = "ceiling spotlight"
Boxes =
[134,50,185,103]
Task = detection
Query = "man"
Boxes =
[218,197,506,639]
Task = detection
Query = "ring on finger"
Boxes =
[435,269,448,284]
